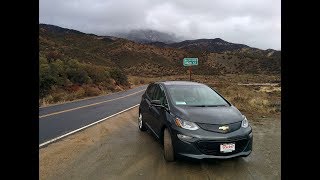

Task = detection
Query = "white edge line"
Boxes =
[39,104,140,148]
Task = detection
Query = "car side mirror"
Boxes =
[151,100,161,106]
[151,100,169,111]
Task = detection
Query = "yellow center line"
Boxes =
[39,89,145,118]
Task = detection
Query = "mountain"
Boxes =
[112,29,181,44]
[39,23,280,76]
[39,24,189,76]
[113,30,252,53]
[168,38,249,52]
[148,38,281,56]
[40,24,92,36]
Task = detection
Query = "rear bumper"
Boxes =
[170,126,253,159]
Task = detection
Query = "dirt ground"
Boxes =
[39,107,280,180]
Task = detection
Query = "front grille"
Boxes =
[197,121,242,133]
[196,138,249,156]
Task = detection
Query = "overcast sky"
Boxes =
[40,0,281,50]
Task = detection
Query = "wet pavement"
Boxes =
[40,107,280,180]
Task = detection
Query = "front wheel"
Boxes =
[163,128,175,161]
[138,113,147,131]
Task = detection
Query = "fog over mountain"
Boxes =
[40,0,280,50]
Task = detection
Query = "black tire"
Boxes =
[163,128,175,161]
[138,113,147,131]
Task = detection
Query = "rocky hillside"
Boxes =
[40,24,280,77]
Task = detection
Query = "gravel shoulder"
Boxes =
[40,107,280,180]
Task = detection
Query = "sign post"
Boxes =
[189,66,191,81]
[183,58,198,81]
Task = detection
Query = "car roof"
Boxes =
[158,81,205,86]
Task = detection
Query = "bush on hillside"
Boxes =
[39,63,56,98]
[110,68,128,86]
[83,64,110,83]
[39,57,118,99]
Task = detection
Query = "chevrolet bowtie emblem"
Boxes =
[219,125,229,131]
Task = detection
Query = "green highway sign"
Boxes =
[183,58,198,66]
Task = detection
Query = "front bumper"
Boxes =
[170,125,253,159]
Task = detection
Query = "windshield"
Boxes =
[167,85,229,106]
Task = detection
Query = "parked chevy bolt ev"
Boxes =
[138,81,252,161]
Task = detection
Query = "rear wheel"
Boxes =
[163,128,175,161]
[138,113,147,131]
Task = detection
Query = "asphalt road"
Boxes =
[39,85,148,146]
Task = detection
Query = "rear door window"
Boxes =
[152,85,161,100]
[159,85,168,106]
[146,84,155,99]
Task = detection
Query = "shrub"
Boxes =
[72,87,86,99]
[46,51,61,62]
[110,68,129,86]
[65,60,91,84]
[50,59,67,86]
[139,79,145,84]
[67,69,91,84]
[133,78,140,85]
[83,64,110,83]
[39,63,56,98]
[39,56,130,104]
[83,86,101,96]
[106,84,115,91]
[51,92,66,103]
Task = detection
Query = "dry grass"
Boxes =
[40,73,280,118]
[39,85,111,106]
[217,84,280,116]
[128,76,155,85]
[129,74,281,118]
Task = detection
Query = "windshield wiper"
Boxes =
[206,104,227,107]
[190,105,227,107]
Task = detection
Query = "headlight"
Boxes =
[175,118,199,130]
[241,116,249,128]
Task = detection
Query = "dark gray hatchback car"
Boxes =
[138,81,252,161]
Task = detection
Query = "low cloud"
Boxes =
[40,0,281,50]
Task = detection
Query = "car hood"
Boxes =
[172,105,244,124]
